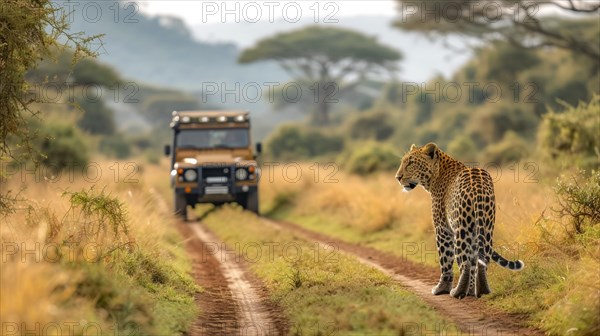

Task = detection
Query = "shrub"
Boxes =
[347,112,395,141]
[141,93,200,125]
[267,124,344,160]
[484,42,540,83]
[73,58,121,87]
[100,134,132,159]
[447,134,478,161]
[482,131,530,165]
[554,170,600,236]
[77,97,116,135]
[34,122,89,169]
[468,103,539,145]
[63,187,130,242]
[339,142,399,174]
[538,95,599,171]
[547,79,589,110]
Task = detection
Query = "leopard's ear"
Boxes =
[410,144,417,151]
[423,143,438,159]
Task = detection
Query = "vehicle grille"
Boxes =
[206,176,228,183]
[205,186,229,195]
[202,167,231,179]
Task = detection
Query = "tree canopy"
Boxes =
[239,26,402,124]
[394,0,600,64]
[0,0,97,157]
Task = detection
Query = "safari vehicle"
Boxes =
[164,110,261,218]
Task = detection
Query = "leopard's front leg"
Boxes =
[432,225,454,295]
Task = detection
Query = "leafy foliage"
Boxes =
[394,1,600,64]
[554,171,600,236]
[33,121,89,170]
[29,48,121,87]
[72,57,121,86]
[77,97,116,135]
[482,131,531,164]
[100,134,132,159]
[240,26,401,64]
[266,124,344,160]
[538,96,600,171]
[547,79,590,110]
[484,43,541,84]
[338,142,399,174]
[139,93,201,126]
[346,112,395,141]
[62,188,131,255]
[0,0,98,157]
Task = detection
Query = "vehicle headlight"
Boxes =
[183,169,198,182]
[235,168,248,180]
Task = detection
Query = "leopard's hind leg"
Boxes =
[450,225,474,299]
[475,220,492,296]
[432,226,454,295]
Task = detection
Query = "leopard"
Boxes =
[395,143,524,299]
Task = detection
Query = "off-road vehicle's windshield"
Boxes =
[176,129,249,149]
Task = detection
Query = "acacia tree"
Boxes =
[0,0,97,157]
[394,0,600,64]
[239,26,402,124]
[0,0,96,213]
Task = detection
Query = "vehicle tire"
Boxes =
[174,193,188,220]
[244,189,259,215]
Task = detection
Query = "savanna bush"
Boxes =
[100,133,132,159]
[77,96,116,135]
[538,95,599,171]
[482,131,531,165]
[346,111,395,141]
[266,124,344,160]
[34,121,89,169]
[554,170,600,237]
[338,142,399,174]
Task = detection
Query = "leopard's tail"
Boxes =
[490,249,524,271]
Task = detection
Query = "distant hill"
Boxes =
[192,16,473,82]
[60,1,288,92]
[57,0,293,137]
[57,2,471,139]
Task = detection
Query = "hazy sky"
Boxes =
[138,1,397,25]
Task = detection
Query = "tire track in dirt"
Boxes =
[177,222,241,335]
[263,218,543,336]
[149,189,283,335]
[185,220,284,335]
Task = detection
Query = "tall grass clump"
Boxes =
[488,171,600,335]
[538,95,600,172]
[1,163,198,335]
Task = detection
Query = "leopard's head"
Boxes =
[395,143,440,192]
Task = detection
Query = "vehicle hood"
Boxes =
[174,149,255,168]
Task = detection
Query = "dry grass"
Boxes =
[1,158,198,335]
[262,164,431,232]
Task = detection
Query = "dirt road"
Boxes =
[263,218,544,336]
[153,187,542,335]
[149,189,284,335]
[177,220,284,335]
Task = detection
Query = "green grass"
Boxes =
[270,206,440,268]
[116,238,199,334]
[199,205,456,335]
